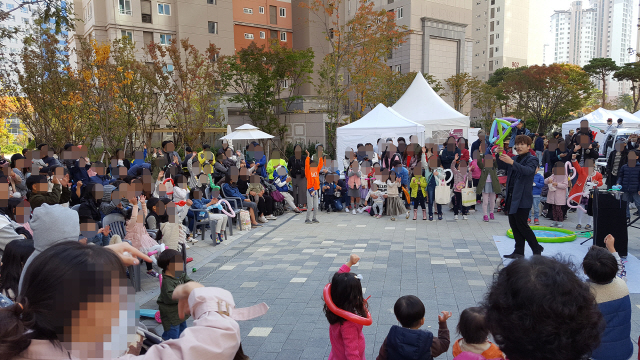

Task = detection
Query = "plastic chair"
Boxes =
[71,204,81,212]
[189,207,222,243]
[103,213,127,239]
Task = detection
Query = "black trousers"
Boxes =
[257,195,274,216]
[508,207,542,255]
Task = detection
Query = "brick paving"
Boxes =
[138,207,640,359]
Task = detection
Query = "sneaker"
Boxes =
[147,270,159,278]
[406,211,410,219]
[585,224,592,230]
[483,215,489,222]
[576,224,582,230]
[357,207,364,214]
[305,219,313,224]
[429,216,433,221]
[352,209,356,215]
[527,218,531,224]
[557,222,563,228]
[266,215,277,220]
[534,218,540,225]
[345,208,349,213]
[190,237,199,244]
[218,233,224,243]
[294,208,302,213]
[258,215,268,223]
[462,215,468,220]
[312,218,319,223]
[550,222,557,227]
[185,244,191,249]
[216,238,221,244]
[438,214,443,220]
[489,213,495,220]
[454,215,459,220]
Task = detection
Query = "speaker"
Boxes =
[592,190,628,257]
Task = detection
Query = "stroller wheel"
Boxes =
[155,311,161,323]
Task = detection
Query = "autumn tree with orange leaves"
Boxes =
[301,0,408,155]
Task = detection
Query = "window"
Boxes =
[163,64,174,73]
[279,7,285,17]
[119,0,131,15]
[160,34,171,45]
[22,17,29,24]
[243,8,252,14]
[280,31,286,41]
[490,21,494,31]
[396,6,403,19]
[121,30,133,39]
[280,79,289,88]
[6,3,13,9]
[395,65,401,73]
[208,21,218,34]
[207,0,216,4]
[260,31,265,39]
[21,6,27,13]
[388,0,394,3]
[259,6,264,13]
[497,6,500,12]
[245,33,254,39]
[158,3,170,15]
[269,5,277,24]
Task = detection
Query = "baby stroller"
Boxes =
[261,177,285,216]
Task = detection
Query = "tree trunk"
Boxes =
[601,74,607,107]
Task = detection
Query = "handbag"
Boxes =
[435,180,451,205]
[461,177,476,207]
[238,209,251,231]
[271,189,285,202]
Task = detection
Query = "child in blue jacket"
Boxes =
[530,167,544,225]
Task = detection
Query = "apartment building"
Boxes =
[71,0,235,60]
[233,0,292,51]
[550,0,634,98]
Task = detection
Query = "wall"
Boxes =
[227,113,327,148]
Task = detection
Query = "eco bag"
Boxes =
[435,180,451,205]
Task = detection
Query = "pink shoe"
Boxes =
[483,215,489,222]
[489,213,495,220]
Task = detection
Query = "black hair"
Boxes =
[344,147,353,160]
[203,144,211,150]
[397,137,406,143]
[36,144,47,150]
[0,239,35,301]
[357,143,364,149]
[9,154,25,171]
[0,241,125,359]
[443,136,456,147]
[483,256,605,360]
[365,143,372,147]
[457,136,469,149]
[582,246,619,285]
[161,140,173,149]
[392,160,402,167]
[6,197,23,222]
[157,249,182,272]
[457,307,489,344]
[393,295,425,328]
[174,174,185,186]
[63,143,73,151]
[618,118,623,123]
[185,146,192,153]
[21,148,27,156]
[324,272,367,325]
[26,175,46,193]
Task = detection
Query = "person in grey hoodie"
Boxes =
[18,204,80,293]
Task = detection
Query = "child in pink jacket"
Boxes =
[544,162,569,228]
[326,254,367,360]
[124,195,161,277]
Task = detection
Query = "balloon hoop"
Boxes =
[567,192,587,212]
[565,161,577,180]
[443,169,453,185]
[218,199,236,218]
[323,283,373,326]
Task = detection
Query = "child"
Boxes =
[172,175,197,243]
[346,160,361,215]
[25,174,62,210]
[0,239,34,302]
[386,171,409,221]
[158,198,189,251]
[157,249,193,341]
[325,254,367,360]
[376,295,452,360]
[452,307,505,359]
[544,162,568,227]
[451,154,470,220]
[305,150,323,224]
[582,235,633,360]
[125,195,161,277]
[423,149,446,221]
[530,167,545,225]
[145,196,163,231]
[366,183,385,218]
[273,165,301,213]
[359,161,372,211]
[410,164,428,220]
[477,153,500,223]
[570,156,603,230]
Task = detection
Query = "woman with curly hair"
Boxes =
[483,256,605,360]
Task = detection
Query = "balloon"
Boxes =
[218,199,236,218]
[323,283,373,326]
[565,161,577,181]
[567,192,587,213]
[489,117,521,146]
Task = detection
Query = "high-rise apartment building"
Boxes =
[471,0,534,82]
[550,0,634,98]
[232,0,292,51]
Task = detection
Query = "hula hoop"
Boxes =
[323,283,372,326]
[506,226,577,243]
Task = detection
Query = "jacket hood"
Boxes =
[386,325,433,360]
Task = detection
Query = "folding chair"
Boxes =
[189,207,225,243]
[103,213,143,291]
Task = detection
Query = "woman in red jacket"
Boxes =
[569,155,603,230]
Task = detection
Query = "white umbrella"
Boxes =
[220,124,274,140]
[225,125,233,148]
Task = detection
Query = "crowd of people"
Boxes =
[0,125,635,359]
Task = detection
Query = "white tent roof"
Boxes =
[391,72,470,137]
[220,124,274,140]
[634,109,640,118]
[336,104,425,162]
[561,108,640,147]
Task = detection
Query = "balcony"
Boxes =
[142,13,152,23]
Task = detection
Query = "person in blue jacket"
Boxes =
[391,160,409,188]
[246,142,267,178]
[530,166,544,225]
[615,150,640,219]
[127,162,151,178]
[87,162,115,186]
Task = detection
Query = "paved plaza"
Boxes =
[139,207,640,359]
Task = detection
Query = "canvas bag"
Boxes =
[237,209,251,231]
[461,176,476,207]
[435,179,451,205]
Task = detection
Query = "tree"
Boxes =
[301,0,408,155]
[613,62,640,112]
[146,38,225,148]
[583,58,620,107]
[501,64,595,133]
[0,0,74,44]
[363,70,443,109]
[472,83,500,130]
[443,73,481,112]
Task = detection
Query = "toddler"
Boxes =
[125,195,161,277]
[409,164,428,220]
[451,154,469,220]
[544,162,568,227]
[452,307,505,359]
[366,183,385,218]
[386,171,409,221]
[530,167,544,225]
[157,249,192,341]
[347,160,362,215]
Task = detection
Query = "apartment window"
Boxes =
[245,33,254,39]
[141,0,152,23]
[21,6,27,12]
[208,21,218,34]
[388,0,394,3]
[496,33,499,39]
[396,6,403,19]
[260,31,265,39]
[207,0,216,3]
[121,30,133,39]
[490,34,494,45]
[497,6,500,12]
[279,7,285,17]
[6,3,13,9]
[270,30,278,39]
[280,31,286,41]
[160,34,171,45]
[22,17,29,24]
[490,0,494,4]
[490,21,494,31]
[85,1,93,20]
[163,64,174,73]
[281,79,289,88]
[490,8,494,19]
[489,47,493,57]
[269,5,277,24]
[259,6,264,13]
[395,65,401,73]
[119,0,132,15]
[158,3,170,15]
[243,8,252,14]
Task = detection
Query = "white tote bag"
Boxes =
[461,183,477,207]
[435,180,451,205]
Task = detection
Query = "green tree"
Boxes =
[502,64,595,133]
[583,58,620,107]
[472,83,500,130]
[443,73,481,112]
[0,0,74,45]
[613,61,640,112]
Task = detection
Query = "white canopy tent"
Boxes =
[391,72,470,140]
[220,124,274,141]
[561,108,640,146]
[336,104,425,161]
